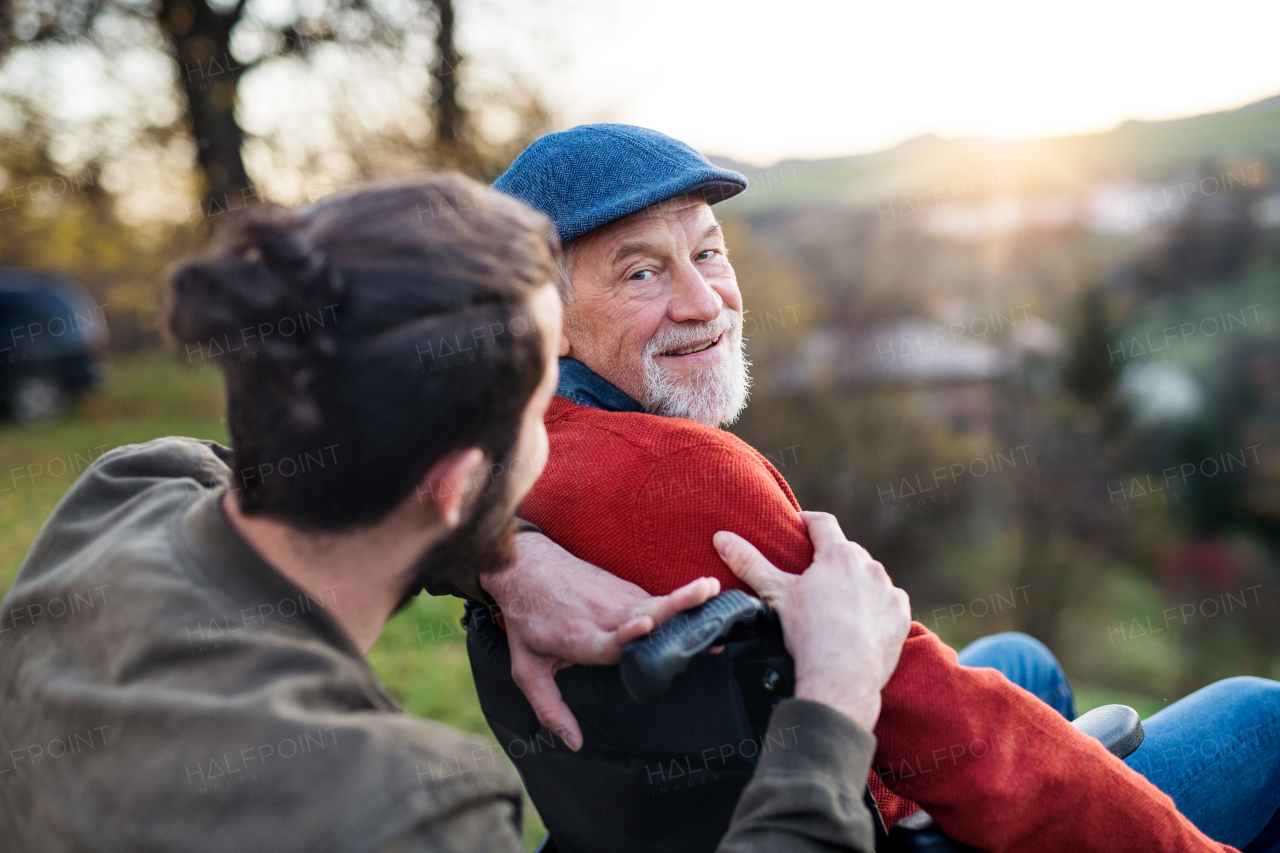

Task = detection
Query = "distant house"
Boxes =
[779,316,1062,437]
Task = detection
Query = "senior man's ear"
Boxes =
[417,447,487,528]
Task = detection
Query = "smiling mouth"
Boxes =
[661,334,722,357]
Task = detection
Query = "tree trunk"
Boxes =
[159,0,254,224]
[432,0,464,145]
[429,0,480,175]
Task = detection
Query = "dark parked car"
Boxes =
[0,269,108,422]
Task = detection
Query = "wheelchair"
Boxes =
[503,590,1145,853]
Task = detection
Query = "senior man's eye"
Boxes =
[694,250,715,261]
[629,269,654,281]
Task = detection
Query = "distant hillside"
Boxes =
[714,95,1280,214]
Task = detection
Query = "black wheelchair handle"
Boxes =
[620,589,769,703]
[1069,703,1145,759]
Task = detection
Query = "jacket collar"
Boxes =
[556,357,645,413]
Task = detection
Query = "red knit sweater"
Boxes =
[520,396,1236,852]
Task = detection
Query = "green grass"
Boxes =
[0,352,545,849]
[1074,684,1172,721]
[0,355,229,592]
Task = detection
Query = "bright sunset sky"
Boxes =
[492,0,1280,165]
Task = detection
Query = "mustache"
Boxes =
[644,309,739,357]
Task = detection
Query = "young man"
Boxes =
[472,124,1280,853]
[0,175,912,852]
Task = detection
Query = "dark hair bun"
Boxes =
[168,212,344,349]
[168,211,347,432]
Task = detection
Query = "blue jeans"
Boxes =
[958,632,1280,851]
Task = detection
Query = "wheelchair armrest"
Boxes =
[884,705,1145,852]
[1069,703,1145,759]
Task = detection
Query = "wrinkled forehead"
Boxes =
[575,194,717,260]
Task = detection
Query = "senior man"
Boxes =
[462,125,1280,853]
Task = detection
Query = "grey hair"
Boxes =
[554,240,577,305]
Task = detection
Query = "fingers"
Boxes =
[893,586,911,616]
[607,578,721,657]
[799,511,848,558]
[613,615,656,647]
[634,577,721,626]
[878,587,914,679]
[893,587,913,635]
[510,652,583,751]
[598,580,720,662]
[586,608,686,667]
[713,531,792,605]
[583,622,635,665]
[800,512,888,579]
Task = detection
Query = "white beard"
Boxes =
[641,309,751,427]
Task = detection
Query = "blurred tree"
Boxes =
[428,0,475,173]
[994,286,1137,647]
[157,0,253,213]
[748,206,934,329]
[1135,191,1264,297]
[1061,286,1124,431]
[0,0,539,216]
[0,0,556,342]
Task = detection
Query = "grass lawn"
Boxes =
[0,352,547,849]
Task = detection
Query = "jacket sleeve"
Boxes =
[632,441,814,594]
[717,699,879,853]
[876,624,1238,852]
[638,442,1236,851]
[373,795,528,853]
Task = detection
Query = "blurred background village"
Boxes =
[1,1,1278,841]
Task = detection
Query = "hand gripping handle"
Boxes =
[620,590,768,703]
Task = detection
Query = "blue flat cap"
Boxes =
[492,124,748,244]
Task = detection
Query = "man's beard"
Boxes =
[641,307,751,427]
[398,461,519,610]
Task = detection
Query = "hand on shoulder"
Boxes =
[713,512,911,731]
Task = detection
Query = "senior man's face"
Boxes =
[562,195,749,427]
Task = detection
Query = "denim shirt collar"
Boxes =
[556,357,645,413]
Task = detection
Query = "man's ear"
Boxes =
[417,448,487,528]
